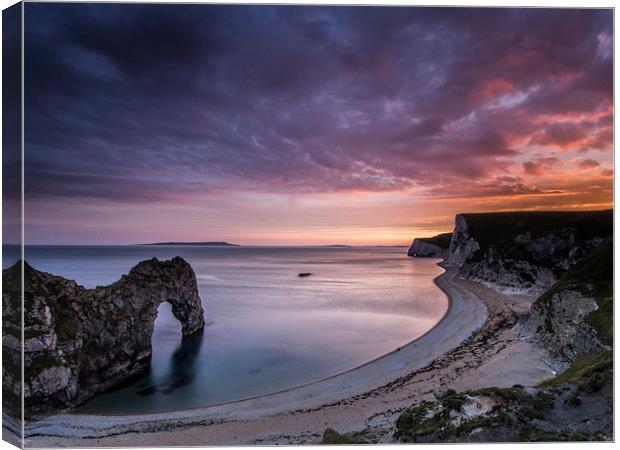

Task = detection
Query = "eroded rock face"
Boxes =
[446,211,612,293]
[459,247,558,294]
[2,257,205,420]
[447,214,480,267]
[524,290,603,362]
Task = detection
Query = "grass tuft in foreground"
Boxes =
[321,428,367,445]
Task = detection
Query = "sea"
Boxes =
[4,245,447,414]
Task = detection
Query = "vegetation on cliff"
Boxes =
[394,369,612,443]
[532,242,612,350]
[321,428,367,444]
[399,211,613,443]
[460,210,612,260]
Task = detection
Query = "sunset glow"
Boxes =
[18,5,613,245]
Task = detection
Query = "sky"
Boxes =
[15,4,613,245]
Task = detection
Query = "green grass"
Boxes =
[395,386,532,441]
[395,402,453,441]
[518,425,570,442]
[533,391,555,409]
[461,210,612,254]
[518,425,603,442]
[534,242,613,346]
[395,381,605,443]
[321,428,367,445]
[474,385,529,402]
[581,244,613,346]
[539,350,612,387]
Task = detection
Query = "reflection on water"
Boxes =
[137,331,203,397]
[11,246,447,414]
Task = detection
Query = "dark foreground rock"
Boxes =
[2,257,205,420]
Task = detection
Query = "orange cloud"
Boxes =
[579,159,600,170]
[523,157,561,175]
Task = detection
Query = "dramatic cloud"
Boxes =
[22,5,613,244]
[579,158,601,170]
[523,157,561,176]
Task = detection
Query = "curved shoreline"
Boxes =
[22,263,490,444]
[74,260,454,418]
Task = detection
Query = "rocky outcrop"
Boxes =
[410,210,613,361]
[396,211,614,443]
[392,240,614,443]
[521,242,612,363]
[2,257,205,420]
[408,233,452,258]
[525,291,603,362]
[395,381,612,443]
[446,210,612,293]
[446,214,480,267]
[407,212,612,353]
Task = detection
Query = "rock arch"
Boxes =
[2,257,205,419]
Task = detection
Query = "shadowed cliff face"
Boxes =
[408,233,452,258]
[446,210,613,293]
[523,242,612,364]
[2,257,205,420]
[398,211,614,443]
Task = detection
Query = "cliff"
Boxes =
[523,242,612,363]
[395,240,613,442]
[443,210,612,293]
[2,257,205,420]
[408,210,613,363]
[408,233,452,257]
[395,210,614,442]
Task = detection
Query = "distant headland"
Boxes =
[138,241,240,247]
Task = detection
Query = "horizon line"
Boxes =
[4,243,414,247]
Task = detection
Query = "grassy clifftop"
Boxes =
[393,242,614,443]
[416,232,453,249]
[391,212,614,443]
[461,210,612,255]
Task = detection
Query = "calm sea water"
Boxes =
[5,246,446,414]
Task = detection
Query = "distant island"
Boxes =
[139,241,240,247]
[7,209,613,446]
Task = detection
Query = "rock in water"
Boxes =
[2,257,205,420]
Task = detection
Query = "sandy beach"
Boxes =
[21,264,555,447]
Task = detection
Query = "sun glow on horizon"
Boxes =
[13,6,612,246]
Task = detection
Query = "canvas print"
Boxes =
[1,2,614,447]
